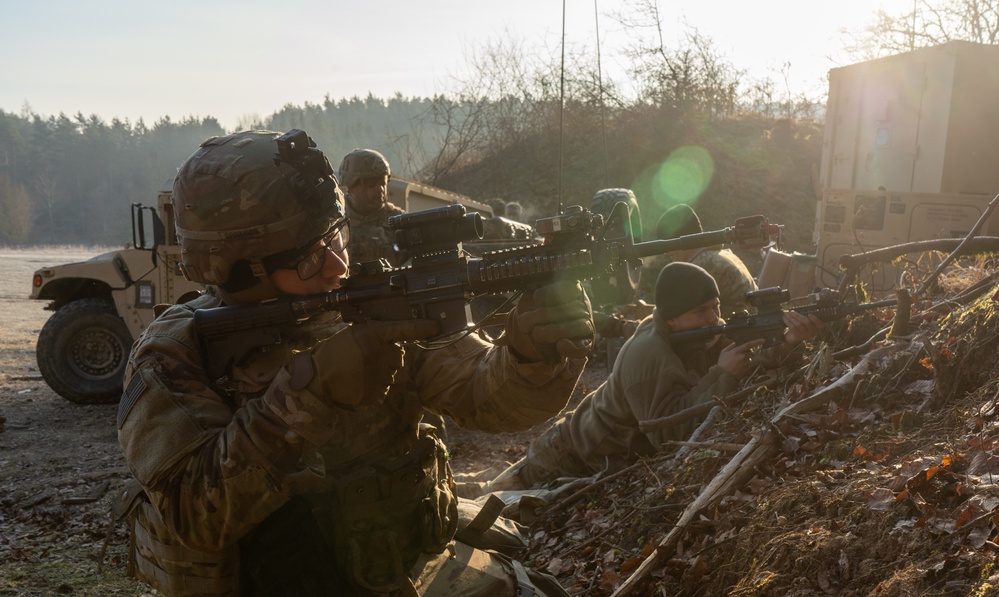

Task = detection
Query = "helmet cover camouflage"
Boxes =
[172,130,345,303]
[338,148,391,189]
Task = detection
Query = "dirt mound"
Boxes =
[523,271,999,596]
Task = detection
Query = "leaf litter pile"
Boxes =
[520,254,999,596]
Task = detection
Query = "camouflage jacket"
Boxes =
[346,198,407,266]
[117,291,583,570]
[689,247,758,319]
[521,312,737,481]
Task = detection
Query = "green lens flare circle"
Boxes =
[653,146,714,207]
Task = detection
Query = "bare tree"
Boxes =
[0,174,34,244]
[847,0,999,59]
[418,34,550,185]
[610,0,743,120]
[32,174,62,242]
[235,113,264,132]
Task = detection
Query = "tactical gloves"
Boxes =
[291,319,439,406]
[504,280,595,363]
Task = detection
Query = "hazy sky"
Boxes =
[1,0,912,130]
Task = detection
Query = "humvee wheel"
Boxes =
[37,298,134,405]
[588,263,642,310]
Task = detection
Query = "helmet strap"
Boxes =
[217,258,282,304]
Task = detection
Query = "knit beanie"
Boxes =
[655,204,703,240]
[655,262,719,320]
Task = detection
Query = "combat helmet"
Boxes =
[338,148,391,189]
[172,129,345,303]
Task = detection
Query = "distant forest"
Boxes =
[4,6,901,253]
[3,0,992,252]
[0,101,822,258]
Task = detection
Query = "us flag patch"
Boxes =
[117,374,147,428]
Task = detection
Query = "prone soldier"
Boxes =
[469,262,821,494]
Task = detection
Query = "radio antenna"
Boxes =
[595,0,609,187]
[558,0,566,215]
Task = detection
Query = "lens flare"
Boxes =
[651,146,714,210]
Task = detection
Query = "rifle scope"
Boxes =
[388,204,483,257]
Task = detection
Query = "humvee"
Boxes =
[30,180,202,404]
[30,177,532,404]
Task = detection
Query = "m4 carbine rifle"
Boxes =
[194,202,782,377]
[669,286,898,347]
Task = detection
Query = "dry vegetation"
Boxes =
[520,256,999,596]
[6,247,999,596]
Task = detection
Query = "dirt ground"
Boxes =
[8,247,999,597]
[0,248,145,595]
[0,247,606,596]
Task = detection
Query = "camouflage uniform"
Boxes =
[339,148,407,266]
[688,247,758,320]
[513,311,738,486]
[116,131,586,597]
[118,292,583,596]
[346,199,407,266]
[637,248,756,319]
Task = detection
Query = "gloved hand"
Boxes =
[504,280,594,363]
[290,318,439,406]
[716,338,766,380]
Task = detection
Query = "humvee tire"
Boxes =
[588,264,642,309]
[36,297,134,404]
[588,192,643,309]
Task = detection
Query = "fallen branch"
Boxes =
[538,461,647,519]
[611,343,900,596]
[838,237,999,274]
[62,479,111,505]
[915,192,999,297]
[638,378,776,434]
[663,440,745,453]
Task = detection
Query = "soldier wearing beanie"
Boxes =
[467,262,822,496]
[646,204,759,320]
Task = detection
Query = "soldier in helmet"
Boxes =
[116,130,594,596]
[337,147,451,437]
[503,201,524,223]
[653,203,759,320]
[338,148,407,266]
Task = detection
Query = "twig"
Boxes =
[674,406,719,460]
[665,440,745,453]
[542,461,645,516]
[915,192,999,296]
[639,378,775,434]
[611,344,899,596]
[61,479,111,505]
